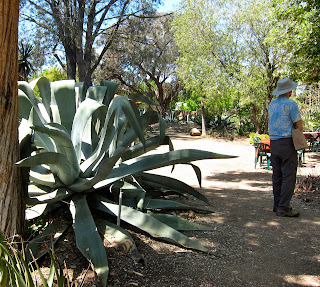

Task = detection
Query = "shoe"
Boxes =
[276,208,300,217]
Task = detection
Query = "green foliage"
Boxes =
[0,232,67,287]
[32,67,67,82]
[271,0,320,82]
[248,133,269,143]
[18,77,235,285]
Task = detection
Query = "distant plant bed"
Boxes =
[17,77,235,286]
[249,133,269,143]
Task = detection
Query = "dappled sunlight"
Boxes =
[300,219,320,226]
[266,221,280,226]
[211,216,226,224]
[244,222,259,228]
[283,275,320,286]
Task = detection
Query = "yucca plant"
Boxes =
[17,77,234,286]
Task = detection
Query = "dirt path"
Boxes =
[107,132,320,287]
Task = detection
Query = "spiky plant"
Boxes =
[17,77,233,286]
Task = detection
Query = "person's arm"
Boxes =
[294,120,303,131]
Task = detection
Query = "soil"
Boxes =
[35,123,320,287]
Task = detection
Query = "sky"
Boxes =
[158,0,181,12]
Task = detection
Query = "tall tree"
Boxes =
[20,0,161,89]
[271,0,320,83]
[96,13,180,115]
[0,0,25,238]
[172,0,242,133]
[173,0,292,133]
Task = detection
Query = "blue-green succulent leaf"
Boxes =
[32,124,80,175]
[149,214,213,231]
[16,152,78,186]
[95,199,210,253]
[30,77,52,118]
[94,149,236,189]
[18,84,50,123]
[70,194,109,287]
[50,80,76,134]
[71,98,107,161]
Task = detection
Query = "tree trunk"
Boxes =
[201,101,207,136]
[0,0,25,239]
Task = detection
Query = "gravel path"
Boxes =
[107,132,320,287]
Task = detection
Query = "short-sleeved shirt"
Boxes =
[268,96,301,140]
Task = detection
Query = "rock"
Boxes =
[190,128,201,136]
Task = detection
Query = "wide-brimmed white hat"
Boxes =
[272,78,298,95]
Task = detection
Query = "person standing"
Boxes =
[268,78,303,217]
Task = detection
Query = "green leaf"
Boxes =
[16,152,78,186]
[143,198,192,209]
[139,172,209,204]
[26,222,68,262]
[106,96,145,148]
[95,199,211,253]
[25,204,47,220]
[94,149,236,189]
[50,80,76,134]
[128,93,159,106]
[71,98,107,161]
[28,188,72,205]
[32,124,80,175]
[86,86,108,103]
[69,148,125,192]
[70,194,109,287]
[30,77,52,118]
[18,85,50,123]
[100,80,119,107]
[149,214,213,231]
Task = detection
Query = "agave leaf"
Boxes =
[26,222,69,262]
[71,98,107,161]
[128,93,159,106]
[75,82,85,108]
[86,86,108,103]
[80,112,116,176]
[139,172,209,204]
[18,90,33,121]
[70,194,109,287]
[106,96,145,148]
[28,188,72,205]
[149,214,213,231]
[143,198,193,209]
[96,221,144,263]
[94,149,236,189]
[121,135,172,161]
[50,80,76,134]
[30,77,51,118]
[29,170,62,189]
[96,220,134,243]
[69,148,125,192]
[16,152,78,186]
[100,80,119,107]
[117,110,159,148]
[25,204,47,220]
[94,199,211,253]
[32,124,80,175]
[18,85,50,123]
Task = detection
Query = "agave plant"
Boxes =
[17,77,234,286]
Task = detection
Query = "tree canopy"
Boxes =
[20,0,161,89]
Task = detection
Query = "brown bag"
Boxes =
[292,128,308,150]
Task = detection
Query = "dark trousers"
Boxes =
[270,138,298,210]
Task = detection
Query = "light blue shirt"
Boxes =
[268,96,301,140]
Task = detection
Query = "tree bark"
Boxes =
[0,0,25,239]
